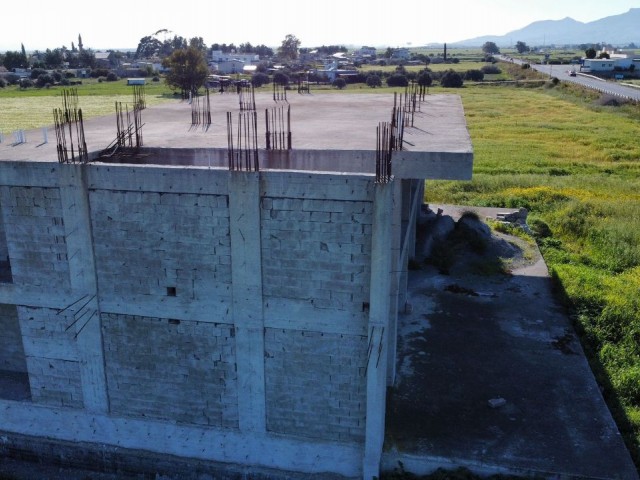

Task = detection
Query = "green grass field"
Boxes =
[1,65,640,472]
[0,79,175,131]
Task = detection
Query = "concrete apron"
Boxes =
[382,242,638,479]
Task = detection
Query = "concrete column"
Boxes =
[386,180,403,386]
[363,181,393,480]
[228,171,266,433]
[398,179,424,310]
[58,164,108,413]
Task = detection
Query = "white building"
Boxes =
[210,50,259,74]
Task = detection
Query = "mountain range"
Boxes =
[452,8,640,47]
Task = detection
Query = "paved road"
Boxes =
[498,55,640,101]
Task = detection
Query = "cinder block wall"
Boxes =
[0,186,69,288]
[17,306,83,408]
[0,162,383,477]
[102,313,238,427]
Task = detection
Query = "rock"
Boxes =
[488,397,507,408]
[416,212,456,260]
[496,207,528,224]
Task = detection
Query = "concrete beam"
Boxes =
[0,401,362,478]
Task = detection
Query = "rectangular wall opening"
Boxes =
[0,304,31,401]
[0,205,12,283]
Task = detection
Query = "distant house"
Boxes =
[313,60,358,82]
[355,46,377,58]
[211,59,246,75]
[210,50,259,74]
[582,59,616,72]
[94,52,112,69]
[391,48,411,61]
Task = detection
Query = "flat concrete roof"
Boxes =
[0,92,473,180]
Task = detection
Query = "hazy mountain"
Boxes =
[453,8,640,47]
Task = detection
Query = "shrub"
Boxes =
[273,71,289,85]
[35,73,54,88]
[596,94,630,107]
[0,77,6,88]
[152,76,160,82]
[440,70,463,88]
[464,69,484,81]
[106,72,118,81]
[30,68,46,80]
[366,74,382,88]
[386,74,408,87]
[5,73,19,85]
[481,65,501,74]
[417,72,432,87]
[91,68,110,78]
[332,77,346,89]
[251,72,269,87]
[19,78,33,89]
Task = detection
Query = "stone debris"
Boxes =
[488,397,507,409]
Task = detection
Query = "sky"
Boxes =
[1,0,638,52]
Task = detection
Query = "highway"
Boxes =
[497,55,640,102]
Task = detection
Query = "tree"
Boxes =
[161,35,187,57]
[189,37,207,55]
[162,46,209,95]
[515,41,530,54]
[136,36,163,58]
[386,74,408,87]
[440,69,463,88]
[585,47,597,59]
[254,44,274,57]
[482,41,500,55]
[273,71,290,85]
[332,78,346,90]
[78,49,96,68]
[278,34,300,61]
[44,48,64,68]
[417,72,432,88]
[35,73,54,88]
[2,50,27,70]
[251,72,270,87]
[366,74,382,88]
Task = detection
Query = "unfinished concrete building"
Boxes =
[0,89,472,479]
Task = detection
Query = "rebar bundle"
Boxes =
[227,110,259,172]
[53,88,88,164]
[53,107,88,164]
[375,122,393,184]
[265,105,291,151]
[238,83,256,111]
[273,81,287,102]
[132,84,146,110]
